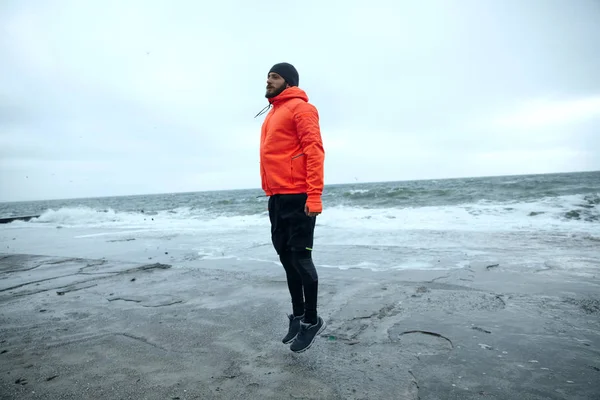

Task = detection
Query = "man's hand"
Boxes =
[304,204,321,217]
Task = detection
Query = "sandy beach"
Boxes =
[1,246,599,400]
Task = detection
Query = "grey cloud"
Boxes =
[1,0,599,201]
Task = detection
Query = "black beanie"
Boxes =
[269,62,299,87]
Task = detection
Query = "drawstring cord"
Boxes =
[254,103,271,118]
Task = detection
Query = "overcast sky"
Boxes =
[1,0,599,202]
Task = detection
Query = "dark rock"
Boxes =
[472,326,491,334]
[565,210,580,220]
[0,215,39,224]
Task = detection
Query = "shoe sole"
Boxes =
[290,319,327,353]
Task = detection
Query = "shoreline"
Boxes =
[1,252,599,399]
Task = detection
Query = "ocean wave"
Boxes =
[9,193,598,234]
[33,207,135,226]
[18,206,267,230]
[340,189,373,200]
[319,193,599,231]
[340,186,454,205]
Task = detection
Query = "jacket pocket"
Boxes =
[290,153,306,186]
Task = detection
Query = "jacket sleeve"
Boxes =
[294,103,325,213]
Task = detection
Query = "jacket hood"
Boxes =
[268,86,309,105]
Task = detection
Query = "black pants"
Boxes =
[268,194,319,324]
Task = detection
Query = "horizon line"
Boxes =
[1,169,598,204]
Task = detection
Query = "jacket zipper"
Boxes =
[261,111,275,194]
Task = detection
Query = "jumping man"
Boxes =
[258,62,326,353]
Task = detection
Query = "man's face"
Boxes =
[265,72,288,98]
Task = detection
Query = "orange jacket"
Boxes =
[260,87,325,213]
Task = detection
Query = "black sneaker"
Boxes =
[282,314,304,344]
[290,316,326,353]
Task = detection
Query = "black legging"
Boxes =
[279,250,319,324]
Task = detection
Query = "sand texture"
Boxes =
[1,253,599,400]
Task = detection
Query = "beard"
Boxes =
[265,83,287,98]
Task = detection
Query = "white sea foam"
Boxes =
[319,194,599,234]
[17,206,268,231]
[319,261,380,270]
[10,193,599,236]
[347,189,370,194]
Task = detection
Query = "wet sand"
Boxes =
[0,252,599,400]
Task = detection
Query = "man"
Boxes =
[258,62,326,353]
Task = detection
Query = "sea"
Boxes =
[1,171,599,272]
